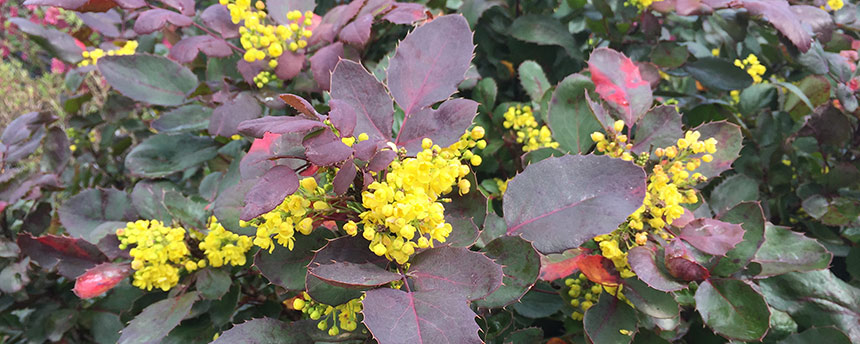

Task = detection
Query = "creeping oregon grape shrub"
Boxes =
[3,0,860,342]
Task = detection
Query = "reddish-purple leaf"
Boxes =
[23,0,118,12]
[78,10,121,37]
[331,59,394,140]
[309,42,344,90]
[17,233,107,279]
[8,19,83,63]
[504,155,646,253]
[303,129,354,166]
[237,59,266,85]
[387,15,474,116]
[383,2,426,24]
[240,165,299,221]
[133,9,192,35]
[169,35,233,63]
[692,121,742,179]
[73,262,129,298]
[328,99,357,137]
[57,188,137,244]
[736,0,812,53]
[255,230,332,290]
[362,289,482,344]
[161,0,194,16]
[339,14,373,47]
[407,246,503,301]
[367,149,396,172]
[212,318,311,343]
[792,5,834,42]
[443,173,484,247]
[627,245,687,292]
[311,1,362,44]
[333,161,357,195]
[664,239,710,282]
[279,94,322,119]
[308,236,400,288]
[210,92,262,138]
[630,106,683,155]
[201,4,240,38]
[588,48,653,126]
[274,50,305,80]
[396,98,478,154]
[353,140,379,161]
[238,116,325,138]
[538,249,583,281]
[679,218,745,256]
[114,0,144,8]
[358,0,393,17]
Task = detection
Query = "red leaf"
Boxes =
[664,239,710,282]
[577,254,621,286]
[248,132,281,154]
[539,249,583,281]
[588,48,653,126]
[17,233,107,279]
[73,262,129,298]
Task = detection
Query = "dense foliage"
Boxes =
[1,0,860,343]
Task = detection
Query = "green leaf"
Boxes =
[510,15,579,57]
[779,76,829,120]
[779,327,852,344]
[151,104,212,133]
[584,293,639,344]
[212,318,311,343]
[738,84,776,116]
[709,174,760,216]
[547,73,601,154]
[621,277,679,319]
[131,181,206,228]
[255,229,333,290]
[503,328,543,344]
[802,195,860,226]
[694,279,770,341]
[512,282,563,318]
[474,236,540,308]
[0,258,30,293]
[87,311,123,344]
[518,61,551,102]
[196,269,231,300]
[118,292,200,344]
[711,202,766,276]
[98,54,198,106]
[476,212,506,248]
[461,0,504,27]
[474,78,497,114]
[58,188,137,244]
[684,57,753,92]
[759,270,860,342]
[630,106,683,155]
[753,224,831,277]
[650,42,688,69]
[504,155,646,253]
[125,133,218,178]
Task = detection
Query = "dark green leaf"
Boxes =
[519,61,551,102]
[196,269,231,300]
[630,106,683,155]
[694,279,770,341]
[510,15,578,57]
[547,73,601,154]
[753,224,831,277]
[779,327,852,344]
[125,133,218,178]
[118,292,200,344]
[711,202,765,276]
[255,229,332,290]
[684,57,753,92]
[98,54,198,106]
[474,236,540,308]
[58,188,137,244]
[212,317,311,343]
[621,277,679,319]
[709,174,760,216]
[584,293,639,344]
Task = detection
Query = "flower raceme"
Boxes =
[78,40,137,67]
[503,104,559,152]
[292,292,363,336]
[242,176,331,252]
[734,54,767,84]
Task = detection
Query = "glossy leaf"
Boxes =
[678,218,744,256]
[504,155,646,253]
[588,48,653,126]
[538,249,583,281]
[627,245,686,292]
[584,293,639,344]
[387,15,473,116]
[395,98,478,154]
[443,173,483,247]
[117,292,200,344]
[474,236,540,308]
[58,188,137,244]
[709,174,760,216]
[8,18,82,63]
[17,233,107,279]
[684,57,752,92]
[303,129,353,166]
[664,239,709,282]
[151,104,212,133]
[241,165,299,221]
[578,254,621,286]
[518,61,551,101]
[740,0,812,52]
[308,236,400,288]
[169,35,233,63]
[98,54,198,106]
[407,246,503,301]
[73,263,128,299]
[131,181,206,228]
[630,106,683,155]
[125,133,218,178]
[510,15,578,57]
[753,224,831,277]
[238,116,325,138]
[780,327,852,344]
[255,230,333,290]
[196,268,231,300]
[362,289,481,344]
[212,317,311,343]
[711,202,765,276]
[694,279,770,341]
[622,277,679,319]
[547,74,601,154]
[692,121,743,179]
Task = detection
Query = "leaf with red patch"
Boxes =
[664,239,710,282]
[74,262,129,298]
[539,249,584,281]
[588,47,653,126]
[238,116,325,138]
[577,254,620,286]
[17,233,107,279]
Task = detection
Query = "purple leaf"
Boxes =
[358,0,393,17]
[362,289,482,344]
[630,106,683,155]
[443,173,484,248]
[58,188,137,244]
[238,116,325,138]
[23,0,118,12]
[274,50,305,81]
[201,4,240,38]
[78,10,121,37]
[114,0,144,9]
[383,2,426,24]
[588,47,653,126]
[212,318,311,343]
[353,140,378,161]
[240,165,299,221]
[627,245,687,292]
[209,92,262,137]
[237,59,266,85]
[169,35,233,63]
[303,129,354,166]
[333,161,357,195]
[328,99,357,137]
[133,9,192,35]
[692,121,742,179]
[396,98,478,155]
[278,94,322,119]
[309,42,344,90]
[8,18,83,63]
[678,218,745,256]
[1,112,56,164]
[367,149,396,172]
[407,246,503,301]
[339,14,373,47]
[308,237,400,288]
[664,239,710,282]
[504,155,646,254]
[255,230,332,290]
[792,5,834,42]
[311,1,362,44]
[473,236,540,308]
[387,15,474,116]
[738,0,812,53]
[17,233,107,279]
[331,59,394,140]
[161,0,194,16]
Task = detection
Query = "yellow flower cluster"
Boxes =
[734,54,766,84]
[503,105,559,152]
[116,220,199,291]
[292,292,363,336]
[493,177,510,195]
[222,0,313,65]
[823,0,843,11]
[591,120,634,161]
[252,70,274,88]
[352,128,485,264]
[243,177,329,252]
[564,273,631,321]
[78,40,138,67]
[625,0,663,9]
[594,235,636,278]
[198,217,253,268]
